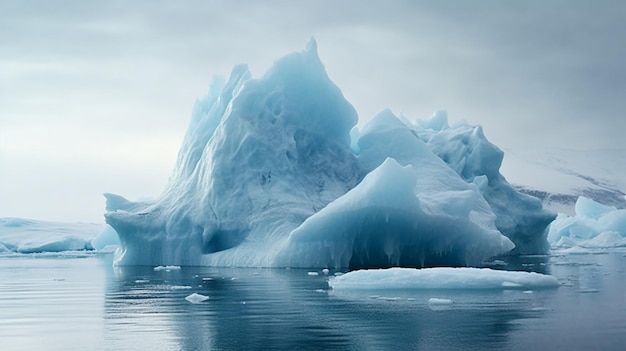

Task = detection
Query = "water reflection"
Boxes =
[104,262,558,350]
[2,252,624,350]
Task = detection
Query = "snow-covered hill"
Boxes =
[500,148,626,215]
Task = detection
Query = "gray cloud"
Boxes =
[1,0,625,221]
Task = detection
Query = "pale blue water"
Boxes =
[0,251,625,350]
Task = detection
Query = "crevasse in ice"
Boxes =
[104,39,554,268]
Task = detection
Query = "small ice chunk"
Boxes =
[502,281,522,288]
[377,296,401,301]
[185,293,210,303]
[154,265,181,271]
[577,288,600,294]
[428,298,453,305]
[170,285,192,290]
[322,268,330,275]
[522,290,533,294]
[135,279,150,283]
[307,271,319,276]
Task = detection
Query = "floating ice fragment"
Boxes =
[377,296,401,301]
[322,268,330,275]
[154,265,181,271]
[577,288,600,294]
[530,307,548,311]
[428,298,453,305]
[135,279,149,283]
[170,285,192,290]
[307,271,319,276]
[185,293,209,303]
[329,267,560,291]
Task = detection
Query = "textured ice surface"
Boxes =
[549,196,626,248]
[328,267,560,291]
[412,111,556,254]
[279,158,513,268]
[104,40,554,268]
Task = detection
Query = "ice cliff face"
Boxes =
[105,40,554,268]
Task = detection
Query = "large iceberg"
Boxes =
[105,40,554,268]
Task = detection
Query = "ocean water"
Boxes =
[0,251,625,351]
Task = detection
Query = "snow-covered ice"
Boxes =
[328,267,560,291]
[103,40,554,268]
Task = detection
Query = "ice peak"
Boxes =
[305,37,318,55]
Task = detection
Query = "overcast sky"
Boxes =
[1,0,625,223]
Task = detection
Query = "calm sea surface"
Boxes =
[0,251,625,351]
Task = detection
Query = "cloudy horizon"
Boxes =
[2,0,625,223]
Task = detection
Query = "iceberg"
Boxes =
[0,217,103,254]
[549,196,626,248]
[105,40,553,268]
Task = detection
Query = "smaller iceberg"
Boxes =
[549,196,626,248]
[0,218,103,254]
[328,267,560,291]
